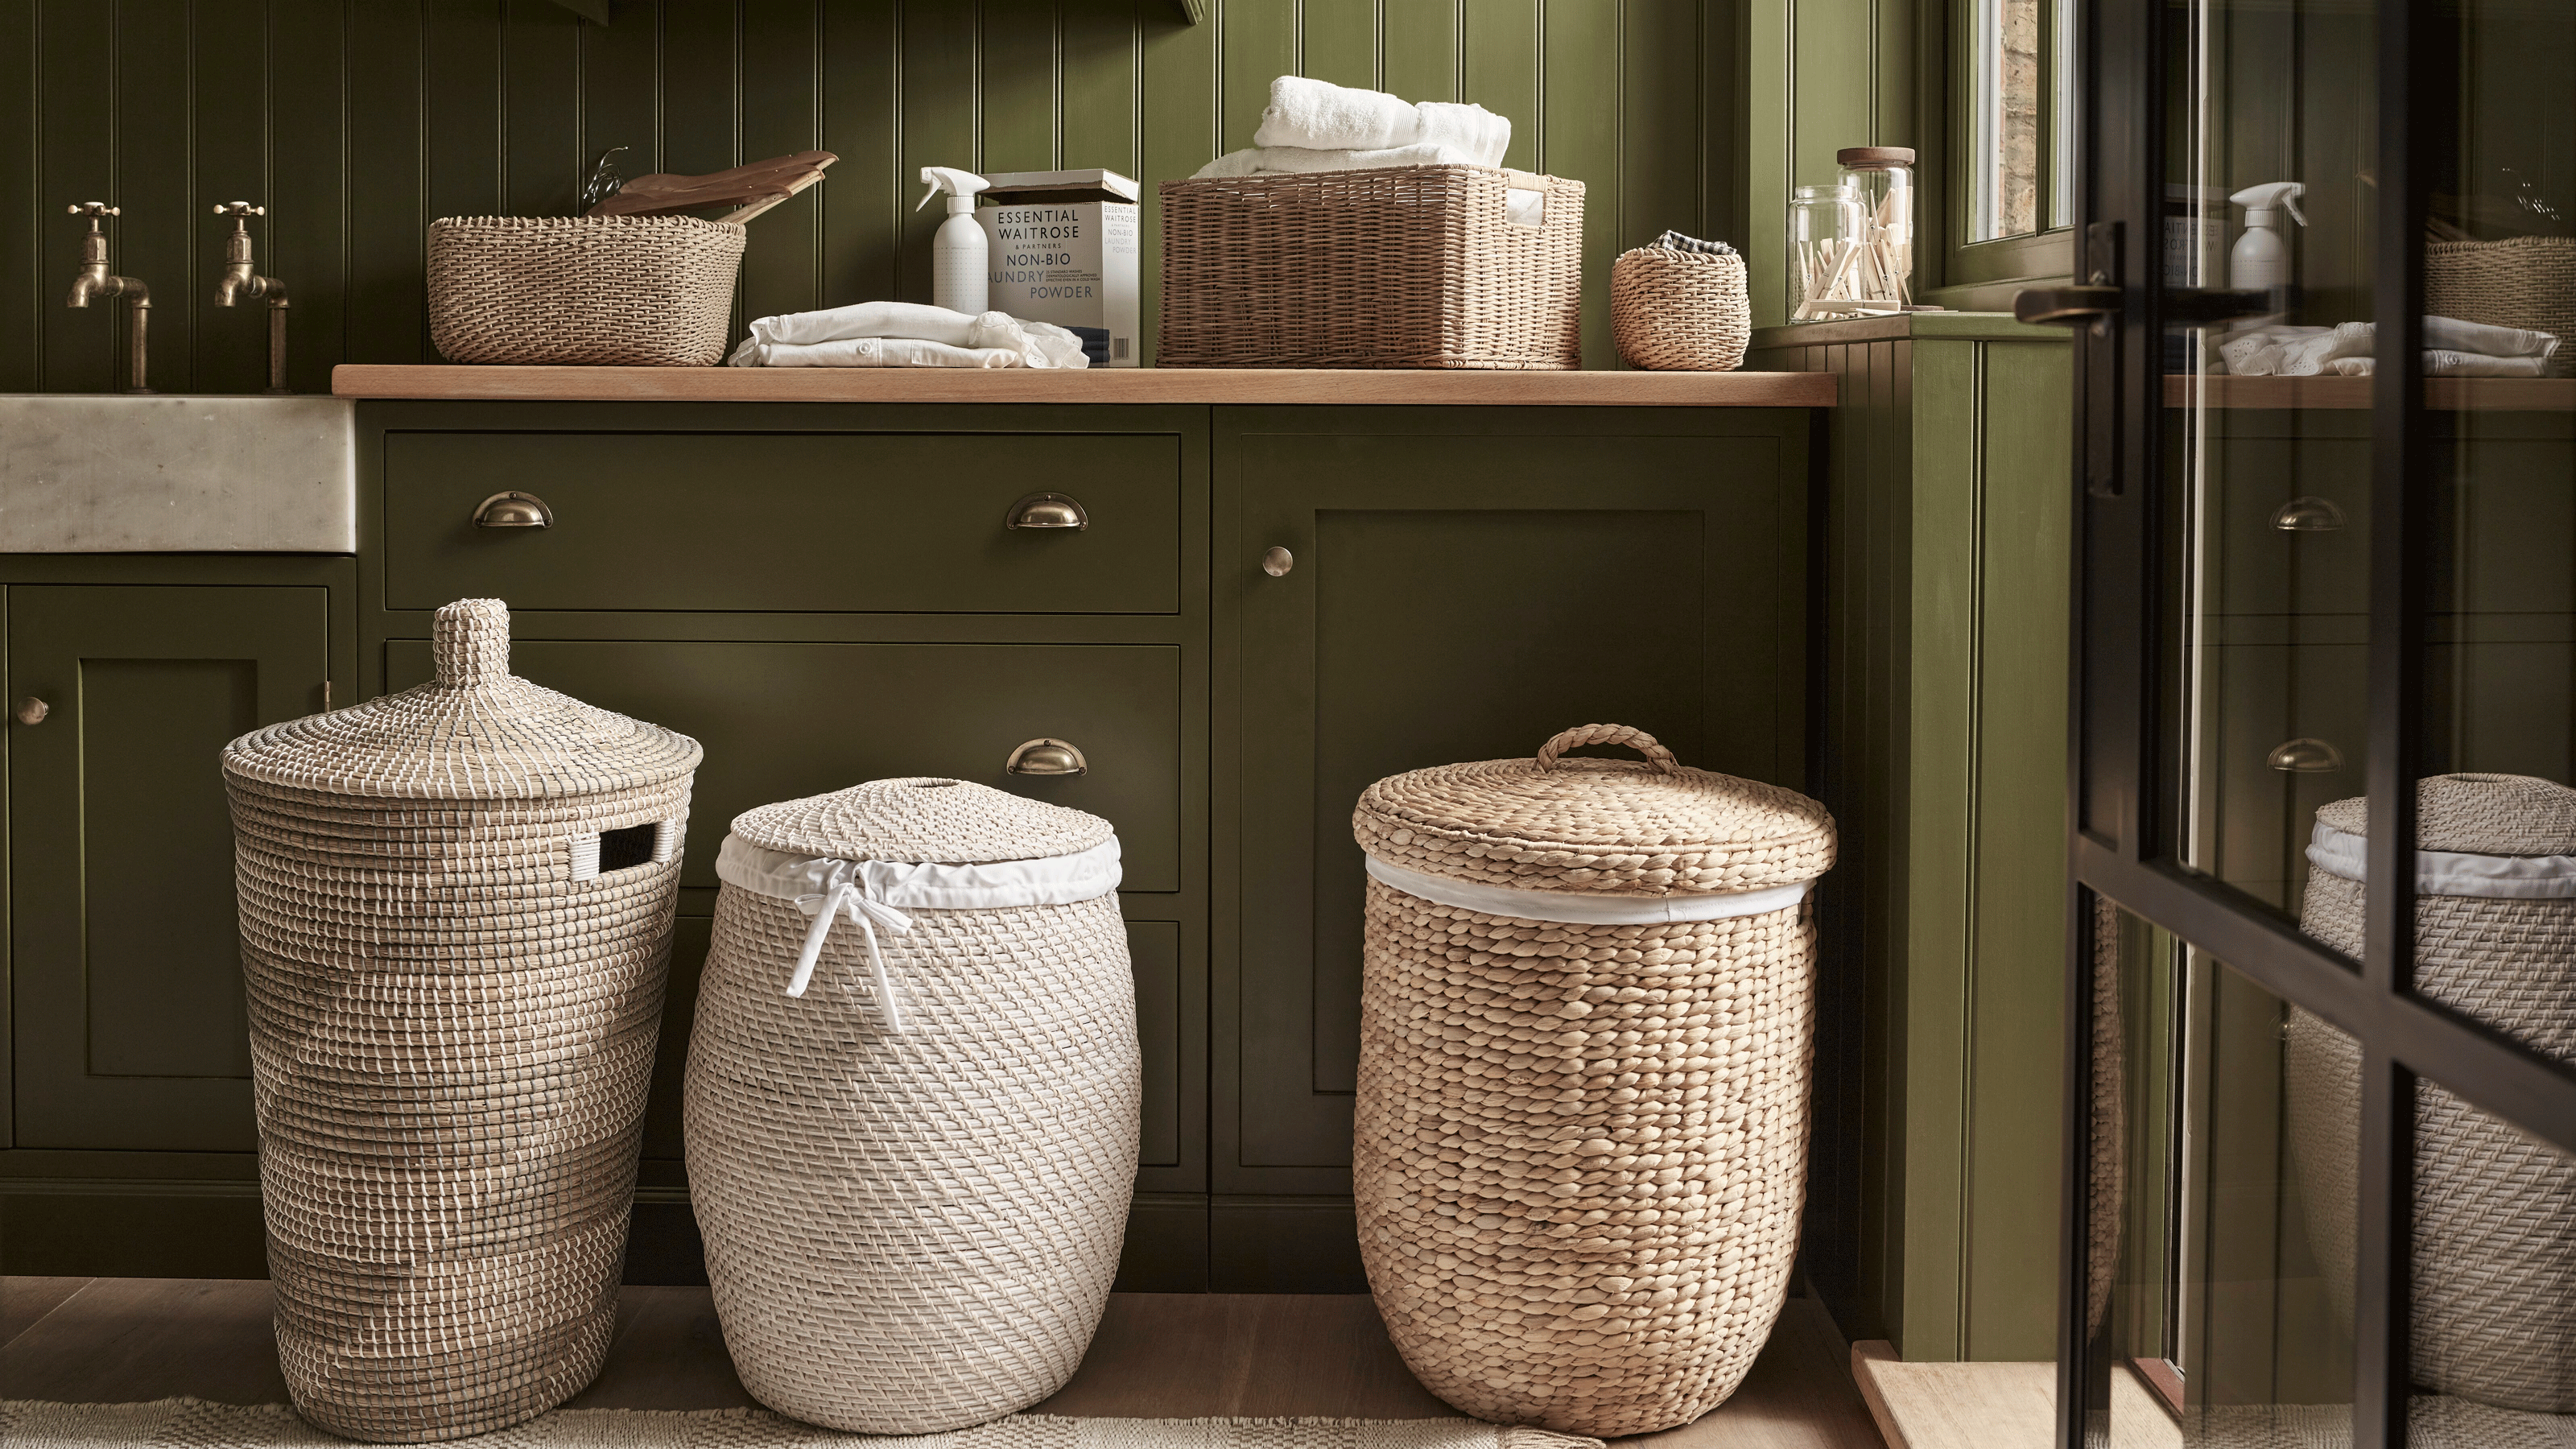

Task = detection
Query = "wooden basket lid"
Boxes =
[1352,723,1835,896]
[732,777,1113,865]
[2316,773,2576,855]
[222,598,702,801]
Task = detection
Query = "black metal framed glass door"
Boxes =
[2054,1,2576,1447]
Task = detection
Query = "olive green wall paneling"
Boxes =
[504,6,583,220]
[1060,1,1140,180]
[982,2,1057,175]
[819,2,902,305]
[742,2,824,323]
[114,0,189,390]
[39,0,113,392]
[1742,0,1918,327]
[349,1,429,369]
[900,4,978,306]
[1462,6,1538,175]
[193,0,266,391]
[1298,0,1375,90]
[1542,0,1619,369]
[272,0,349,394]
[0,5,33,392]
[1381,3,1455,109]
[1138,11,1216,367]
[1220,3,1294,150]
[1624,1,1702,278]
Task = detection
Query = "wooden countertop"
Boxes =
[331,364,1838,407]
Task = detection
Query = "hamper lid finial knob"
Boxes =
[432,598,512,687]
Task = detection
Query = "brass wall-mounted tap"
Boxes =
[213,202,291,394]
[64,203,151,394]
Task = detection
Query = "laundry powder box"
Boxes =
[976,168,1140,365]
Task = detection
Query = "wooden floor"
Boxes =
[0,1277,1885,1448]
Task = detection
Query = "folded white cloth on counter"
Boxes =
[2327,352,2552,378]
[1251,76,1511,167]
[726,301,1088,369]
[2216,314,2559,376]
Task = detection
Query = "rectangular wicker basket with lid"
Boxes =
[221,599,702,1443]
[1349,724,1835,1438]
[1158,164,1583,369]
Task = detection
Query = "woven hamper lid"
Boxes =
[733,777,1113,864]
[2316,772,2576,855]
[1352,723,1836,896]
[222,598,701,800]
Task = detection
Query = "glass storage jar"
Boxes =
[1835,145,1917,309]
[1789,183,1868,321]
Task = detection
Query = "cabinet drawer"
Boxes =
[385,638,1182,892]
[382,431,1181,614]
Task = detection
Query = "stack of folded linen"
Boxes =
[2217,314,2559,378]
[726,300,1089,369]
[1191,76,1510,178]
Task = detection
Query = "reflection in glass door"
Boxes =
[2057,0,2576,1447]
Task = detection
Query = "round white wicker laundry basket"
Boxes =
[683,778,1139,1434]
[222,598,701,1443]
[1350,724,1836,1438]
[2288,772,2576,1413]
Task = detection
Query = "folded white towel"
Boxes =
[1191,142,1479,179]
[726,301,1088,369]
[2329,353,2551,378]
[1251,76,1511,167]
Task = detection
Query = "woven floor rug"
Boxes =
[2191,1396,2576,1448]
[0,1402,1600,1449]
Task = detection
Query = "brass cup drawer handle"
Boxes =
[14,696,48,725]
[1006,737,1088,776]
[1006,493,1088,530]
[473,491,555,528]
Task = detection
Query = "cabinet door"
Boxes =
[1217,409,1808,1195]
[9,585,330,1152]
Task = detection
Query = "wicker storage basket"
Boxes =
[2427,237,2576,376]
[2288,773,2576,1412]
[1350,724,1836,1437]
[683,779,1138,1433]
[1158,165,1583,369]
[427,215,746,366]
[222,599,702,1443]
[1610,247,1751,370]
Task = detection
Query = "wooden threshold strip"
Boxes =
[332,364,1839,407]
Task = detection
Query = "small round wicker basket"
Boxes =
[223,598,702,1443]
[1351,724,1835,1437]
[2289,773,2576,1413]
[427,215,746,367]
[1610,247,1751,371]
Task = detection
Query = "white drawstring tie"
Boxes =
[788,870,914,1029]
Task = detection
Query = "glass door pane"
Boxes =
[2164,0,2378,924]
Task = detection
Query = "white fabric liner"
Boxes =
[716,832,1124,1024]
[2307,819,2576,899]
[1364,853,1812,926]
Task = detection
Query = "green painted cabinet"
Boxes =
[1210,407,1811,1287]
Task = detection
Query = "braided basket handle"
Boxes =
[1535,724,1679,775]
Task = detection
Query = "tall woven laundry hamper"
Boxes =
[1352,724,1835,1438]
[2287,773,2576,1412]
[683,778,1139,1434]
[222,598,701,1443]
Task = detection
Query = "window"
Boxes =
[1964,0,2073,244]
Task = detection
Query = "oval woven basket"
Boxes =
[223,599,702,1443]
[1349,724,1835,1438]
[1610,247,1750,371]
[427,215,746,367]
[683,779,1140,1434]
[2288,773,2576,1413]
[2427,237,2576,377]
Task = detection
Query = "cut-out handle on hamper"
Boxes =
[433,598,512,687]
[1535,723,1678,774]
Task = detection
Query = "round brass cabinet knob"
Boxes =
[1261,546,1294,576]
[1005,737,1088,777]
[1005,493,1089,530]
[14,696,47,725]
[472,491,555,528]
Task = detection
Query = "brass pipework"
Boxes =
[213,202,291,394]
[64,203,152,394]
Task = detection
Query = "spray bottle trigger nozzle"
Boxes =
[2284,195,2307,227]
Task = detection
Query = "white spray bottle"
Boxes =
[917,166,992,314]
[2227,182,2307,291]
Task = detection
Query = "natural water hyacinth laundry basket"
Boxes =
[221,598,701,1443]
[683,778,1140,1434]
[2287,773,2576,1413]
[1350,724,1836,1438]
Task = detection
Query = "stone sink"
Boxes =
[0,394,355,552]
